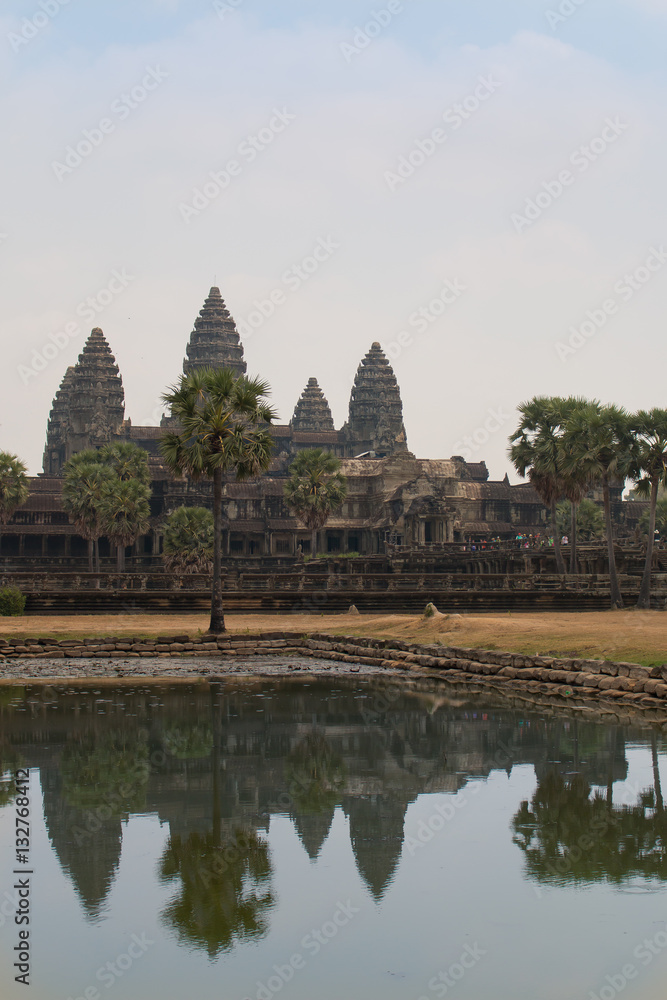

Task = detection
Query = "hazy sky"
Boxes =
[1,0,665,477]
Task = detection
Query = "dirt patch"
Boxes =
[0,610,665,665]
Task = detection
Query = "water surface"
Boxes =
[1,677,666,1000]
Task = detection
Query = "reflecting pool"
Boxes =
[1,677,667,999]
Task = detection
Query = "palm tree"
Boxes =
[554,397,592,574]
[163,506,214,575]
[556,498,604,541]
[639,497,667,541]
[509,397,567,575]
[283,449,348,556]
[562,402,634,609]
[98,478,151,572]
[629,409,667,609]
[0,452,29,556]
[62,445,152,572]
[62,457,114,572]
[160,367,276,634]
[97,441,152,485]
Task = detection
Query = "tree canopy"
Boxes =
[160,367,276,633]
[0,452,29,526]
[163,506,214,575]
[283,448,348,555]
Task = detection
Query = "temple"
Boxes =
[2,286,633,565]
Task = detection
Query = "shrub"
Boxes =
[0,587,26,616]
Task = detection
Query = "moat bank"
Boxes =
[1,609,666,664]
[2,630,667,727]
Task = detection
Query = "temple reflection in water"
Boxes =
[1,677,662,957]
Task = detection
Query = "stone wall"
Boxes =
[1,632,666,719]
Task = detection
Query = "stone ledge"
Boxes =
[0,631,663,711]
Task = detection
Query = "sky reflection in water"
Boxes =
[1,677,667,1000]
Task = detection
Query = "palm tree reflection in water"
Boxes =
[159,682,274,958]
[513,736,667,885]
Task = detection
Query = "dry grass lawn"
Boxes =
[0,610,666,665]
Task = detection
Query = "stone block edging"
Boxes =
[0,631,665,712]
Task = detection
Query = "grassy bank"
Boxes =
[0,609,665,666]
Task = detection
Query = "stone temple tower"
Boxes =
[183,286,247,378]
[343,342,408,457]
[291,378,335,433]
[42,365,75,475]
[42,328,125,474]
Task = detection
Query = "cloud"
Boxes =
[0,11,665,482]
[623,0,667,12]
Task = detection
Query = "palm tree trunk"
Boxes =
[209,467,225,634]
[311,528,318,557]
[211,682,222,846]
[651,734,663,815]
[602,475,623,609]
[637,479,658,609]
[569,501,577,575]
[94,537,100,574]
[551,498,566,575]
[87,539,94,574]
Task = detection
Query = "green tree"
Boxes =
[0,453,29,555]
[552,397,591,573]
[160,367,276,634]
[62,455,115,572]
[629,409,667,609]
[556,498,604,541]
[509,397,568,575]
[283,449,348,556]
[163,506,214,575]
[98,478,152,572]
[97,441,152,485]
[639,498,667,541]
[62,445,152,573]
[562,402,635,608]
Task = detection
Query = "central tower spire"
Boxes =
[183,286,247,378]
